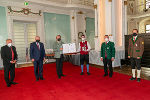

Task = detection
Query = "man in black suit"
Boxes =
[1,39,18,87]
[30,36,45,81]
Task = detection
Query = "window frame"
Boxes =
[145,24,150,33]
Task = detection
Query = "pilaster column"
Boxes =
[94,0,100,51]
[105,0,112,35]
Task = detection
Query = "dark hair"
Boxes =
[105,35,109,37]
[133,29,138,33]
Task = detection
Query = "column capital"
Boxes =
[124,1,127,6]
[108,0,112,2]
[93,5,97,9]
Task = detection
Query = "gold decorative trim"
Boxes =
[93,5,97,9]
[124,1,127,5]
[8,6,41,16]
[72,16,75,19]
[78,11,83,14]
[108,0,112,2]
[95,36,98,38]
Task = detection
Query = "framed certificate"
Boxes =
[63,43,76,54]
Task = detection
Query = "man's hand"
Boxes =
[128,56,131,59]
[43,58,46,62]
[32,59,35,62]
[137,57,140,59]
[10,61,14,64]
[60,48,63,50]
[10,60,16,64]
[111,57,115,61]
[13,60,17,63]
[100,57,103,61]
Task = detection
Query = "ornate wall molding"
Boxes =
[8,6,41,16]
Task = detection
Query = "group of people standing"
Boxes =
[1,29,144,87]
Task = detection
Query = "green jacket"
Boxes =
[53,41,64,58]
[101,41,115,59]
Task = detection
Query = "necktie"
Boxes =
[105,42,107,58]
[10,47,14,60]
[37,43,40,50]
[134,37,136,42]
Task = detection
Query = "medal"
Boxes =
[135,44,137,47]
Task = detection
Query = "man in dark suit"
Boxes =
[101,35,115,77]
[30,36,45,81]
[1,39,18,87]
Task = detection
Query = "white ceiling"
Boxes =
[0,0,25,2]
[46,0,68,3]
[0,0,94,14]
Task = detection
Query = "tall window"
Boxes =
[13,21,37,63]
[146,0,150,9]
[146,24,150,33]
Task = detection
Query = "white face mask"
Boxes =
[82,38,85,41]
[7,43,12,47]
[105,38,109,42]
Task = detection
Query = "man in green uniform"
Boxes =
[101,35,115,77]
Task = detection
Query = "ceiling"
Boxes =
[0,0,94,13]
[45,0,68,4]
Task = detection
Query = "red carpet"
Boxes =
[0,62,150,100]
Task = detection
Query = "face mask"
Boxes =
[57,38,61,41]
[105,38,109,42]
[133,33,137,36]
[82,38,85,41]
[36,40,40,42]
[7,43,12,47]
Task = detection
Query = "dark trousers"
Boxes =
[56,55,64,77]
[80,54,89,65]
[33,59,43,79]
[130,57,141,70]
[4,64,15,85]
[103,58,113,76]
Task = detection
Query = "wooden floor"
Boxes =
[94,64,150,80]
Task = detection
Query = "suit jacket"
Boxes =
[30,42,45,61]
[53,41,64,58]
[1,45,18,65]
[101,41,115,60]
[128,36,144,58]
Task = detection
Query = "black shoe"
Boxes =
[80,72,84,75]
[129,77,136,81]
[137,78,141,82]
[61,74,66,77]
[87,72,90,75]
[7,84,11,87]
[103,74,108,77]
[109,75,112,78]
[11,82,18,85]
[40,78,45,80]
[58,76,61,79]
[36,78,39,81]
